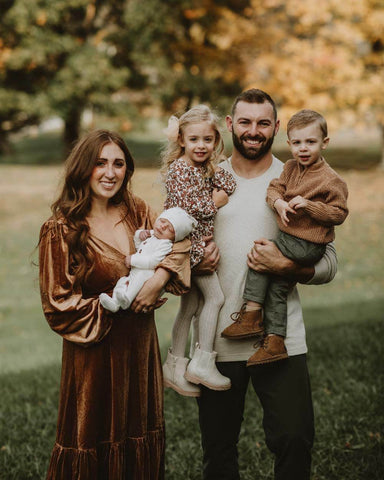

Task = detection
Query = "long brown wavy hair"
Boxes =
[51,129,136,285]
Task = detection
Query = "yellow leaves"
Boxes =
[36,10,47,27]
[183,8,207,20]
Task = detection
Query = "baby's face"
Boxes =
[153,218,175,241]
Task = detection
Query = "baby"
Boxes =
[100,207,196,312]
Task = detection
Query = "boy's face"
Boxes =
[287,123,329,167]
[153,218,175,241]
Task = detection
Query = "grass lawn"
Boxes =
[0,161,383,479]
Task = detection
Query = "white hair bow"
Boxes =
[163,115,180,142]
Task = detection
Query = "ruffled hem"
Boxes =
[46,429,165,480]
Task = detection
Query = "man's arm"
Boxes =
[247,239,337,285]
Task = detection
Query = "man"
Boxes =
[194,89,337,480]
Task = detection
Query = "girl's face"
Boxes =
[89,142,127,202]
[179,122,217,167]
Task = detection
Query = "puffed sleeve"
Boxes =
[39,219,112,346]
[158,238,192,295]
[212,168,237,195]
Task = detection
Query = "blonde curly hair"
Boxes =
[160,104,225,180]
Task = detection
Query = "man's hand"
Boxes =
[274,199,296,227]
[248,238,314,283]
[193,235,220,275]
[288,195,308,210]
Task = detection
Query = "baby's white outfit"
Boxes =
[99,230,173,312]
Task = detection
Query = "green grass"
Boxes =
[0,130,381,170]
[0,161,383,478]
[1,303,382,479]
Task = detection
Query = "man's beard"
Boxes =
[232,131,275,161]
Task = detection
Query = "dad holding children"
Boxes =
[177,89,347,480]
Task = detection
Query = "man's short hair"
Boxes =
[287,109,328,138]
[231,88,277,121]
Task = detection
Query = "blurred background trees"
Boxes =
[0,0,383,161]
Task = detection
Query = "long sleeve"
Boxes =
[130,238,173,270]
[157,238,192,295]
[39,220,112,346]
[211,168,237,195]
[165,160,217,220]
[306,241,338,285]
[303,177,348,226]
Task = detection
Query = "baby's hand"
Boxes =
[212,188,229,208]
[274,198,296,227]
[139,229,151,241]
[288,195,308,210]
[125,255,132,268]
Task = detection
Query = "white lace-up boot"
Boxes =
[184,344,231,391]
[162,349,201,397]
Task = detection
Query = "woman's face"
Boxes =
[89,142,127,202]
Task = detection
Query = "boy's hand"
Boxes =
[289,195,308,210]
[125,255,132,268]
[212,188,229,208]
[139,229,151,241]
[274,198,296,227]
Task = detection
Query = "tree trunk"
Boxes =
[63,107,83,155]
[381,123,384,170]
[0,130,12,155]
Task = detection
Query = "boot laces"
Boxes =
[253,335,268,350]
[230,304,247,323]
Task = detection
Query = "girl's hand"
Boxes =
[125,255,132,268]
[288,195,308,210]
[139,229,151,241]
[274,198,296,227]
[212,188,229,208]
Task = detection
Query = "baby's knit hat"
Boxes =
[158,207,196,242]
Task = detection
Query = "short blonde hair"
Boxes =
[287,109,328,138]
[160,104,224,179]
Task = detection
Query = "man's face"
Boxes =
[227,101,279,161]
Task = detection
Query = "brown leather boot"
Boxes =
[247,334,288,366]
[221,305,264,339]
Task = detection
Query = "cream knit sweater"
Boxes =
[206,156,338,362]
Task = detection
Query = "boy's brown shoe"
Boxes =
[221,305,264,339]
[246,334,288,366]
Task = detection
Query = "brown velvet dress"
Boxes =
[39,196,190,480]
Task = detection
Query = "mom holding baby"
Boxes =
[38,130,191,479]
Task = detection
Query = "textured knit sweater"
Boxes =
[266,158,348,244]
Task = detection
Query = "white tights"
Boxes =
[171,273,224,357]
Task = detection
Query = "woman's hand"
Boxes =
[193,236,220,275]
[130,268,171,314]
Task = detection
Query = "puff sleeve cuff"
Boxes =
[39,220,112,346]
[157,237,192,295]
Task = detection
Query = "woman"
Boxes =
[39,130,190,479]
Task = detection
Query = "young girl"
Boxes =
[161,104,236,396]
